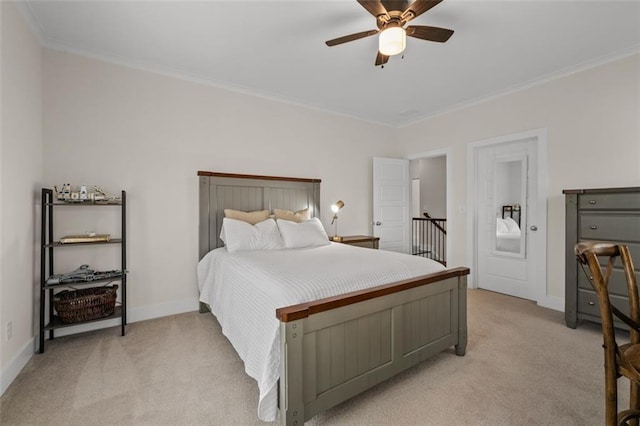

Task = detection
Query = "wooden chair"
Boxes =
[575,241,640,425]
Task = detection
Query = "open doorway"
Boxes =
[407,150,451,266]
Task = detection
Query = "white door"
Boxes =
[373,157,410,253]
[473,135,546,301]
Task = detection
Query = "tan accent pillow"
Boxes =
[224,209,270,225]
[273,208,311,223]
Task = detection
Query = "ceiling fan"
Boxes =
[325,0,454,67]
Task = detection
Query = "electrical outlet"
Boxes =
[6,321,12,340]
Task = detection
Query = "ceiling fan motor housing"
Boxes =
[377,15,403,31]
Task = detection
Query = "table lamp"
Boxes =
[331,200,344,241]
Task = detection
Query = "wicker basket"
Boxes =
[54,285,118,324]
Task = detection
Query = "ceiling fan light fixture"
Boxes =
[379,26,406,56]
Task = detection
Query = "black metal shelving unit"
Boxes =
[39,188,127,353]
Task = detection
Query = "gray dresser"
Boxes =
[564,187,640,329]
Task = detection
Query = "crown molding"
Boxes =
[41,37,396,128]
[399,46,640,128]
[11,0,45,44]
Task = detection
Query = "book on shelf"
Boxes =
[59,234,111,244]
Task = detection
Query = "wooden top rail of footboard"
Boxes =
[276,267,470,322]
[197,171,321,183]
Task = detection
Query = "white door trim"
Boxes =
[466,128,548,304]
[405,148,452,264]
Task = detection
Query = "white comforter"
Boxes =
[496,230,521,252]
[197,243,445,422]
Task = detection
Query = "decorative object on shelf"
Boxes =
[59,233,111,244]
[92,185,113,201]
[46,264,123,284]
[330,199,345,241]
[59,183,71,200]
[53,285,118,324]
[54,184,121,203]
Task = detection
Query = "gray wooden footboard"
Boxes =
[276,267,469,425]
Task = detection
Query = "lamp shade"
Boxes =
[331,200,345,213]
[379,27,406,56]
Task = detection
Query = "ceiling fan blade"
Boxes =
[326,29,379,46]
[405,25,454,43]
[375,51,389,66]
[357,0,390,19]
[401,0,443,22]
[381,0,409,13]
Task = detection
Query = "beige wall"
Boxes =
[42,49,398,318]
[398,54,640,304]
[410,156,447,218]
[0,1,43,387]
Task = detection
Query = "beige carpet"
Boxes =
[0,289,628,425]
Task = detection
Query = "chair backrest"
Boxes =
[575,241,640,378]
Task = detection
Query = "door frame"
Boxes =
[466,128,548,303]
[405,148,452,264]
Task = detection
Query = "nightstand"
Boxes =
[330,235,379,249]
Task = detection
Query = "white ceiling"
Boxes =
[18,0,640,127]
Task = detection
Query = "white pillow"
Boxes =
[220,218,283,252]
[504,217,521,233]
[276,217,330,249]
[496,218,509,234]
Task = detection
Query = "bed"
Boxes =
[197,171,470,425]
[496,217,521,252]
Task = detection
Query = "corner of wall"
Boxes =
[537,295,564,313]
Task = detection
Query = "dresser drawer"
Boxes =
[578,268,640,297]
[579,214,640,241]
[579,192,640,210]
[578,288,630,319]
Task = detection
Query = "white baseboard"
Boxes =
[538,295,564,312]
[129,298,200,323]
[1,337,36,396]
[0,298,200,397]
[52,297,200,338]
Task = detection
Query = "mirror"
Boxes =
[494,157,526,256]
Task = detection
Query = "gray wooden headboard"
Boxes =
[198,171,321,259]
